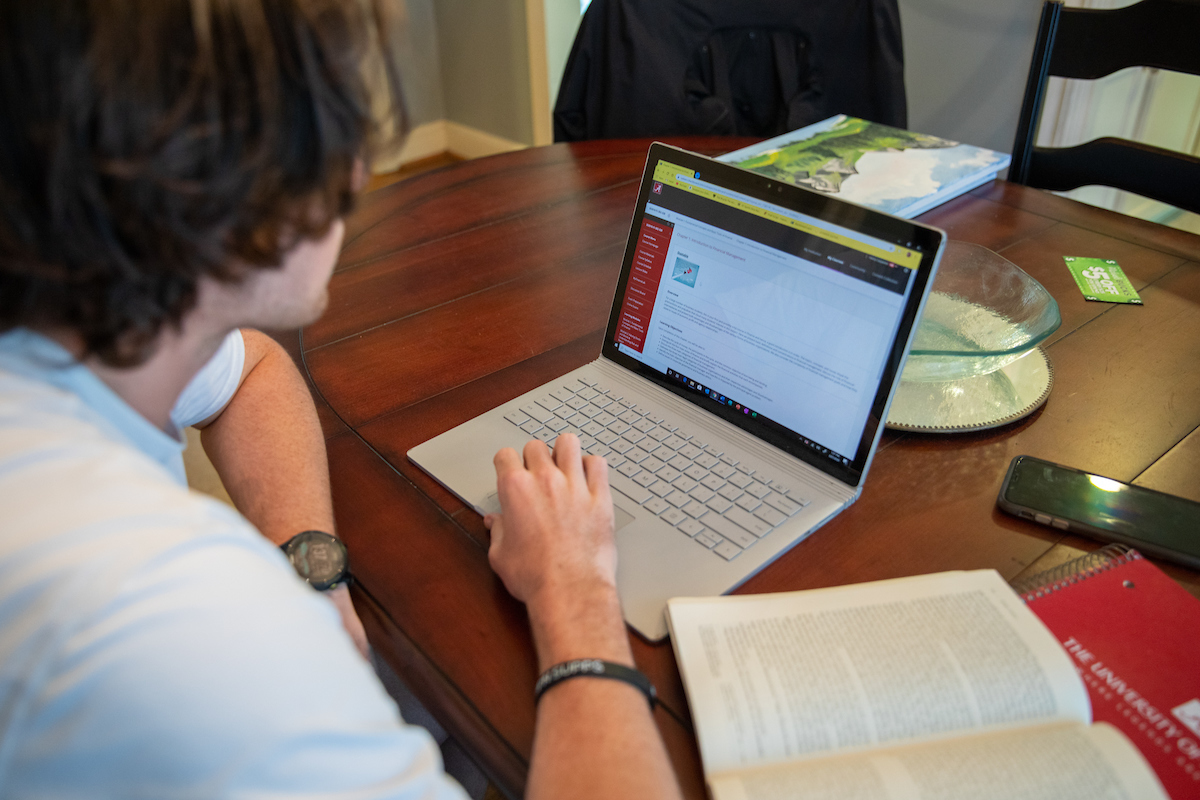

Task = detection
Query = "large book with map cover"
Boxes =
[718,115,1011,219]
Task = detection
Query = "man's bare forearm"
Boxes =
[199,329,334,545]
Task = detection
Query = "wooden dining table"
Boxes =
[285,137,1200,799]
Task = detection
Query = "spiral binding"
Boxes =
[1012,544,1139,601]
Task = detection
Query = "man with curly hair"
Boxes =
[0,2,682,798]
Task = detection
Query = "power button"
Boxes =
[1034,513,1052,525]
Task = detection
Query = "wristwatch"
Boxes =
[280,530,350,591]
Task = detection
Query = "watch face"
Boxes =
[284,531,348,590]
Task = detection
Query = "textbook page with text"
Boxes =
[667,570,1168,800]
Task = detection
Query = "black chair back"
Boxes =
[553,0,906,142]
[1009,0,1200,214]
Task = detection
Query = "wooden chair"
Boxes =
[1009,0,1200,215]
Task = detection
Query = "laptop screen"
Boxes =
[602,144,943,487]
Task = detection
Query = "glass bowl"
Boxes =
[901,241,1061,382]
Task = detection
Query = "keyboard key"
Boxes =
[689,486,715,503]
[547,418,570,432]
[633,406,652,416]
[672,476,697,493]
[534,428,555,442]
[521,403,554,423]
[719,454,739,466]
[726,507,773,537]
[504,410,530,425]
[787,490,812,507]
[728,472,754,489]
[567,396,587,410]
[617,462,641,478]
[717,484,743,501]
[712,463,738,479]
[679,444,703,459]
[736,463,755,475]
[609,439,634,455]
[662,435,687,450]
[578,436,597,450]
[555,407,579,423]
[735,494,761,512]
[520,420,543,435]
[581,421,604,436]
[684,465,708,482]
[647,427,671,441]
[609,471,652,504]
[695,454,720,469]
[578,404,602,418]
[621,429,646,445]
[595,430,619,445]
[746,481,772,499]
[618,409,641,424]
[753,505,787,527]
[550,387,575,403]
[627,447,653,464]
[700,474,725,492]
[633,471,657,488]
[641,456,666,473]
[606,454,628,470]
[592,396,613,409]
[705,496,733,514]
[588,444,612,459]
[667,454,692,471]
[660,507,687,526]
[578,387,599,400]
[690,439,708,449]
[594,412,616,426]
[608,421,631,435]
[682,500,707,518]
[678,519,706,537]
[633,418,656,433]
[656,466,681,483]
[700,513,757,548]
[695,532,720,549]
[764,492,803,516]
[649,481,674,498]
[576,376,597,386]
[593,384,609,394]
[704,445,723,458]
[536,396,561,411]
[644,497,670,515]
[714,541,742,560]
[646,413,665,424]
[665,490,690,508]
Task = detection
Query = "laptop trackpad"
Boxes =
[479,492,636,532]
[613,502,636,531]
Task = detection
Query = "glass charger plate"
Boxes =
[886,346,1053,432]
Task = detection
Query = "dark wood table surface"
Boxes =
[290,138,1200,799]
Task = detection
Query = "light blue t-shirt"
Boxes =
[0,329,466,798]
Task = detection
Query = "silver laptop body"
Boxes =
[410,144,945,640]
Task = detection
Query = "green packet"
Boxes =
[1063,257,1143,304]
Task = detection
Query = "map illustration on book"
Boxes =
[719,115,1011,218]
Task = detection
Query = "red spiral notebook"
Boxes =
[1016,546,1200,799]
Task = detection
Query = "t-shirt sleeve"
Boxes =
[171,329,246,430]
[12,513,470,799]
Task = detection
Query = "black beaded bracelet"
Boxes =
[534,659,658,709]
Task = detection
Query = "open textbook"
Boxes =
[667,571,1168,800]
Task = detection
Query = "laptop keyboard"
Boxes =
[502,376,810,561]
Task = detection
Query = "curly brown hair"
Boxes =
[0,0,405,366]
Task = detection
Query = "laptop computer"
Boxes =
[409,143,945,640]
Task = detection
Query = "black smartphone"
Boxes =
[997,455,1200,570]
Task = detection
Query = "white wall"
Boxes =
[899,0,1044,154]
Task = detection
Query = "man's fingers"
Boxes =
[551,433,585,480]
[494,446,523,479]
[583,454,611,497]
[522,438,554,470]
